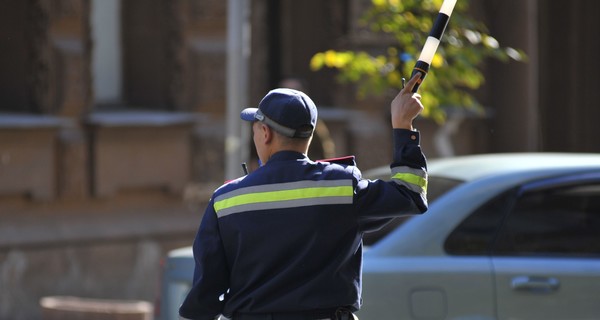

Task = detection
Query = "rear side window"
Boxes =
[444,190,515,255]
[493,179,600,257]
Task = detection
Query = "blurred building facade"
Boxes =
[0,0,599,319]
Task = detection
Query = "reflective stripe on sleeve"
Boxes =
[214,180,354,218]
[391,166,428,197]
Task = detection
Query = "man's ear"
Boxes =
[262,123,274,144]
[255,122,273,144]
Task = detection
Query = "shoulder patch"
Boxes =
[317,155,356,166]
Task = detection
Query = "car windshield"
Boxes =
[363,175,464,245]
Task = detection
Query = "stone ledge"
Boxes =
[40,296,153,320]
[0,113,73,129]
[86,110,206,128]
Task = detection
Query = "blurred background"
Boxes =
[0,0,599,319]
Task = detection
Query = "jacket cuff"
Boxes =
[393,128,420,146]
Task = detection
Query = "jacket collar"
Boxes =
[267,150,308,163]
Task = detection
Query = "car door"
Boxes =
[491,172,600,319]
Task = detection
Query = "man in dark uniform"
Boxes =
[179,74,428,320]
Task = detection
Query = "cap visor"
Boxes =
[240,108,258,121]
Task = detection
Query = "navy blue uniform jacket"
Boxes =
[179,129,428,319]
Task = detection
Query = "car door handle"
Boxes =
[510,276,560,293]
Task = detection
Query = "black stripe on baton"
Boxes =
[411,12,451,93]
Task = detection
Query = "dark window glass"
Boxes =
[0,1,33,112]
[364,176,464,245]
[493,181,600,257]
[427,177,464,203]
[122,0,169,109]
[444,190,515,255]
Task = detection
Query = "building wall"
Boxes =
[537,0,600,152]
[0,1,225,319]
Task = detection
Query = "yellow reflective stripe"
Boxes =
[391,172,428,196]
[392,173,427,190]
[213,180,354,217]
[214,186,352,212]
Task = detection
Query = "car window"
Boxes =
[363,176,464,245]
[444,189,516,255]
[493,179,600,257]
[428,176,464,203]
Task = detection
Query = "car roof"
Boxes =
[363,152,600,181]
[427,152,600,181]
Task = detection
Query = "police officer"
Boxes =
[179,74,428,320]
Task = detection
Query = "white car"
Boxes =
[358,153,600,320]
[159,153,600,320]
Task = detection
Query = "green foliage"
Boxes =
[310,0,526,123]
